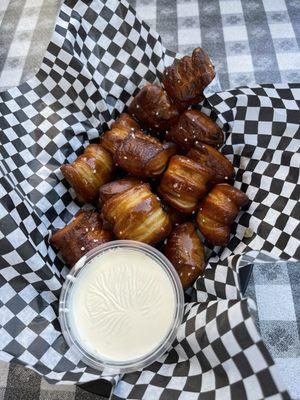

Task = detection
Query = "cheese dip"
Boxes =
[67,247,177,363]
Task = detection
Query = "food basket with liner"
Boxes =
[0,0,299,399]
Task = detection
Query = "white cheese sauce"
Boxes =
[69,248,176,362]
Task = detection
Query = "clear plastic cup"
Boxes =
[59,240,184,374]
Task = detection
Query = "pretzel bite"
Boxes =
[128,84,180,131]
[115,131,177,177]
[99,177,142,208]
[164,222,205,289]
[50,210,113,267]
[163,204,188,227]
[102,183,171,245]
[101,113,140,155]
[162,47,215,109]
[196,184,249,246]
[167,109,223,151]
[157,155,212,214]
[61,144,114,203]
[187,143,235,184]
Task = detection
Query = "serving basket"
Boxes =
[0,0,299,399]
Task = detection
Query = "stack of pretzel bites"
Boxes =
[51,48,249,290]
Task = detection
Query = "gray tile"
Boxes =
[254,70,282,84]
[178,44,199,54]
[253,262,290,286]
[255,284,296,321]
[266,10,291,23]
[273,38,299,52]
[222,14,244,26]
[177,0,198,3]
[135,0,153,5]
[3,363,41,400]
[0,362,9,388]
[255,55,278,70]
[4,56,25,69]
[275,357,300,400]
[177,16,200,30]
[156,0,178,53]
[20,0,60,84]
[13,30,32,43]
[40,390,76,400]
[75,386,107,400]
[40,378,75,393]
[22,6,41,21]
[285,0,300,50]
[244,273,260,333]
[287,261,300,336]
[225,41,250,56]
[228,72,256,88]
[260,320,300,358]
[178,43,201,54]
[280,70,300,83]
[199,0,230,89]
[242,0,281,83]
[0,0,26,72]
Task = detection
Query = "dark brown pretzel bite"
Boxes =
[196,184,249,246]
[187,143,235,184]
[101,113,140,155]
[167,109,223,151]
[115,131,177,177]
[164,222,205,289]
[128,84,180,131]
[50,210,113,267]
[162,48,215,109]
[61,144,114,203]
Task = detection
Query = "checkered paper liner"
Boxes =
[0,0,299,399]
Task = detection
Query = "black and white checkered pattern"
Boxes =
[0,0,299,399]
[195,85,300,302]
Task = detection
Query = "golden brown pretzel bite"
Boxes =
[98,177,142,208]
[115,131,177,177]
[61,144,114,203]
[167,109,223,151]
[157,155,212,214]
[187,143,235,184]
[164,222,205,289]
[196,184,249,246]
[128,84,180,131]
[50,210,113,267]
[102,183,171,245]
[101,113,140,155]
[162,48,215,109]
